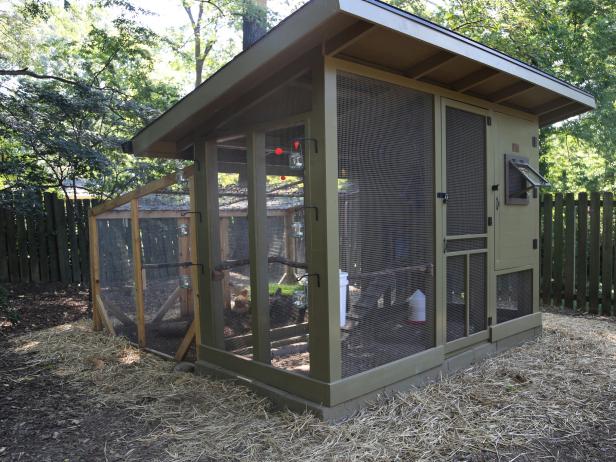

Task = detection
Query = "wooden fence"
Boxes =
[0,194,94,285]
[541,192,616,314]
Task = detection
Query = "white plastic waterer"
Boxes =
[339,271,349,327]
[407,289,426,324]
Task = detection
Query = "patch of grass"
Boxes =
[268,283,303,297]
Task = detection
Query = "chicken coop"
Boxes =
[95,0,595,418]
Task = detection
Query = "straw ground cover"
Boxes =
[2,311,616,461]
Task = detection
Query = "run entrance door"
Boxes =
[441,99,491,345]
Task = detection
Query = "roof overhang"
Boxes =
[129,0,596,158]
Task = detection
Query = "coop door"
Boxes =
[442,100,490,342]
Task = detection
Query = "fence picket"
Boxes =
[53,196,71,283]
[564,193,575,309]
[576,193,588,312]
[589,192,601,314]
[553,194,564,307]
[0,208,8,282]
[542,194,553,305]
[602,192,613,315]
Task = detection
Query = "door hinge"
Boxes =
[437,192,448,203]
[533,238,538,249]
[488,316,493,326]
[488,217,493,226]
[491,184,499,191]
[487,116,492,126]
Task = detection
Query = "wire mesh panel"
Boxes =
[446,255,466,342]
[265,125,310,374]
[337,71,435,378]
[217,136,253,356]
[138,182,194,358]
[469,253,487,334]
[497,270,533,323]
[445,105,488,342]
[96,209,137,343]
[446,106,486,236]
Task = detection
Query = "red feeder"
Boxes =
[274,147,284,156]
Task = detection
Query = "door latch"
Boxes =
[437,192,448,203]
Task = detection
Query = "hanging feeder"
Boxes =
[292,289,307,309]
[176,168,187,184]
[288,140,304,170]
[179,274,192,289]
[177,223,190,237]
[291,220,304,239]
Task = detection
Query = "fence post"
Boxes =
[53,196,71,283]
[553,194,564,308]
[542,194,553,305]
[576,192,588,312]
[564,193,575,310]
[602,192,613,315]
[588,192,601,314]
[0,208,8,283]
[130,198,146,348]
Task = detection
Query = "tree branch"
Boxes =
[0,68,80,86]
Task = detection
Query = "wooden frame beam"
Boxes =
[404,50,457,79]
[323,20,375,56]
[95,294,116,336]
[451,67,499,92]
[489,81,535,103]
[175,319,196,362]
[131,198,146,348]
[530,97,574,116]
[193,139,226,351]
[247,130,271,363]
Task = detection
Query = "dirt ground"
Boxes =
[1,284,616,461]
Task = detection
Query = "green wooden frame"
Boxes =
[190,53,543,409]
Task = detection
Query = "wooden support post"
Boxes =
[193,138,225,351]
[219,217,232,310]
[96,294,116,336]
[188,176,202,346]
[576,192,588,312]
[89,213,102,331]
[602,192,613,315]
[563,193,575,310]
[307,57,342,381]
[175,319,196,362]
[247,130,271,364]
[588,192,601,314]
[131,199,146,348]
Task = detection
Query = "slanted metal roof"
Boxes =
[129,0,595,158]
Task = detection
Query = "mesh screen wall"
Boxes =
[217,137,253,356]
[97,212,137,343]
[265,125,310,374]
[445,105,488,342]
[337,71,435,378]
[497,270,533,323]
[445,107,486,236]
[138,184,194,358]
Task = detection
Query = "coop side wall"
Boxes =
[192,55,543,418]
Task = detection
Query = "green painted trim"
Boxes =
[198,345,330,404]
[444,329,490,355]
[306,57,342,382]
[247,131,271,363]
[329,346,444,406]
[446,233,488,241]
[194,139,225,350]
[490,312,542,342]
[445,249,488,257]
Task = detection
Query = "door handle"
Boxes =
[495,197,500,210]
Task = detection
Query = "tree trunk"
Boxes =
[242,0,267,50]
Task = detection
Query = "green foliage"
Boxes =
[0,0,186,200]
[269,283,303,297]
[391,0,615,193]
